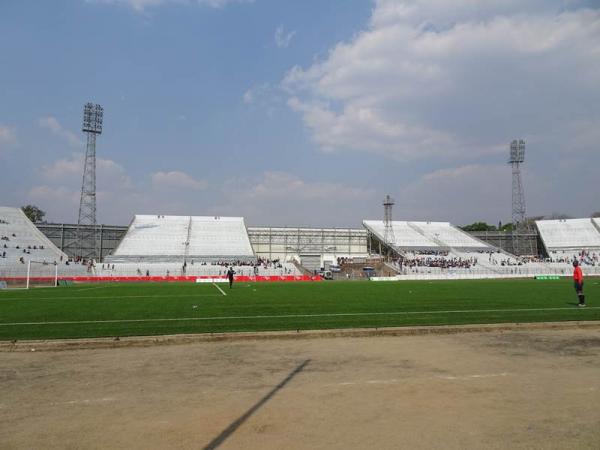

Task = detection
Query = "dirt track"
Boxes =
[2,328,600,449]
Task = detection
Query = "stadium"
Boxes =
[2,122,600,450]
[2,1,600,449]
[3,115,600,450]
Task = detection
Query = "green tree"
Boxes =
[460,222,497,232]
[21,205,46,223]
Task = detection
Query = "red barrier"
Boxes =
[1,275,322,283]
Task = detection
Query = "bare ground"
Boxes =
[1,328,600,449]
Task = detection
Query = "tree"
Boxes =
[460,222,497,232]
[21,205,46,223]
[592,212,600,218]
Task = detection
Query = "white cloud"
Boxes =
[41,157,82,180]
[240,171,371,201]
[38,116,83,147]
[151,170,207,191]
[242,90,254,104]
[29,153,136,222]
[28,185,81,207]
[242,83,281,107]
[397,164,510,222]
[214,171,375,226]
[390,163,561,224]
[274,25,296,49]
[41,153,132,189]
[0,125,16,143]
[29,152,211,222]
[283,1,600,161]
[0,124,17,153]
[89,0,253,12]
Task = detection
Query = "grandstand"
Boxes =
[108,215,255,262]
[365,216,600,280]
[362,218,600,280]
[531,218,600,276]
[0,207,89,284]
[363,220,490,251]
[410,222,490,249]
[0,207,67,264]
[3,204,600,283]
[536,218,600,251]
[101,214,301,277]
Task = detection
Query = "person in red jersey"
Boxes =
[573,260,586,307]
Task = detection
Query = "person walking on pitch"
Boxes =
[573,260,586,307]
[227,267,235,289]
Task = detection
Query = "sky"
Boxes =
[0,0,599,227]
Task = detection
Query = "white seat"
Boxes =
[363,220,491,250]
[363,220,437,248]
[109,215,255,262]
[0,206,92,279]
[0,206,65,267]
[536,218,600,250]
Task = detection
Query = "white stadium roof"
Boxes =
[363,220,491,250]
[535,218,600,251]
[110,215,254,261]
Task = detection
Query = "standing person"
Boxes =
[573,260,586,307]
[227,266,235,289]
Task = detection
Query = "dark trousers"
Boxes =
[228,278,233,288]
[575,281,585,304]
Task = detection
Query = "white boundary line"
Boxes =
[213,283,227,297]
[0,293,222,301]
[76,285,113,292]
[0,306,597,327]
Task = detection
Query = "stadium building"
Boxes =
[2,205,600,287]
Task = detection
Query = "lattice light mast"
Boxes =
[509,139,526,230]
[383,195,395,252]
[77,103,103,260]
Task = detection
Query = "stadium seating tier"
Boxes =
[363,220,491,250]
[109,214,255,261]
[535,218,600,250]
[0,206,67,264]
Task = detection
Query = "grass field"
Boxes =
[0,278,599,340]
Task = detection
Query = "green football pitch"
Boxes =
[0,278,598,340]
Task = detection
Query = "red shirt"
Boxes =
[573,266,583,283]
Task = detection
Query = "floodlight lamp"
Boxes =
[82,102,104,134]
[509,139,525,163]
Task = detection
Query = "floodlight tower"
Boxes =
[509,139,526,229]
[383,195,395,252]
[77,103,103,260]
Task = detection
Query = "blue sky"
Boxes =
[1,0,599,226]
